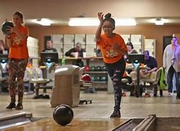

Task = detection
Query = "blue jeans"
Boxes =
[167,65,175,93]
[175,72,180,97]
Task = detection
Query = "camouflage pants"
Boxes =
[8,59,28,103]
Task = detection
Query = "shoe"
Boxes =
[110,110,121,118]
[144,93,151,97]
[43,95,50,99]
[130,92,134,96]
[16,103,23,110]
[122,92,126,97]
[6,102,16,109]
[168,92,173,96]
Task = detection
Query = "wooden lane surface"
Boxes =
[4,117,127,131]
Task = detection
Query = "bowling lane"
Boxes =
[4,118,127,131]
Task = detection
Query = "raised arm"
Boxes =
[95,12,104,42]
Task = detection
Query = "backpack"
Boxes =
[158,67,167,90]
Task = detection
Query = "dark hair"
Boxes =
[143,50,149,55]
[13,12,23,19]
[126,42,134,49]
[172,36,178,41]
[103,13,115,29]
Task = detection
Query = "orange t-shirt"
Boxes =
[9,26,29,59]
[96,33,127,64]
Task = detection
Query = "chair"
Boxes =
[30,67,54,99]
[79,67,95,93]
[121,75,134,96]
[139,68,162,97]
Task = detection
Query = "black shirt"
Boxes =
[42,48,57,52]
[145,56,158,69]
[65,48,84,57]
[65,48,85,67]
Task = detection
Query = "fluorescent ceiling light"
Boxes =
[35,18,52,26]
[116,18,136,26]
[68,18,99,26]
[155,19,164,25]
[149,18,168,25]
[68,18,136,26]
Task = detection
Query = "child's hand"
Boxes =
[97,12,104,23]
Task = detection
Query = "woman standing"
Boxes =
[95,12,127,118]
[5,12,29,110]
[163,37,179,95]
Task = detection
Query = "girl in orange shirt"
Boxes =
[5,12,29,110]
[95,12,127,118]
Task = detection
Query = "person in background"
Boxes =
[163,36,180,98]
[124,42,138,66]
[65,42,85,67]
[172,40,180,99]
[130,50,158,80]
[95,12,127,118]
[140,50,158,77]
[126,42,138,54]
[163,36,179,95]
[42,40,57,52]
[122,42,137,96]
[5,11,29,110]
[129,50,158,96]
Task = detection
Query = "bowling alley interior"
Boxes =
[1,0,180,130]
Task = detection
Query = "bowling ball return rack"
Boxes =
[113,114,180,131]
[0,112,32,130]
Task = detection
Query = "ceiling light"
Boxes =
[35,18,52,26]
[155,18,164,25]
[116,18,136,26]
[68,18,136,26]
[68,18,99,26]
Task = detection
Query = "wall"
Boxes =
[28,25,180,67]
[1,0,180,39]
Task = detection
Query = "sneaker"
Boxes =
[122,92,126,97]
[110,110,121,118]
[144,93,151,97]
[130,92,135,96]
[6,102,16,109]
[168,92,173,96]
[16,103,23,110]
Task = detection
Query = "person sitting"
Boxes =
[129,50,158,96]
[127,42,138,54]
[42,40,57,52]
[140,50,158,78]
[41,40,58,70]
[65,42,85,67]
